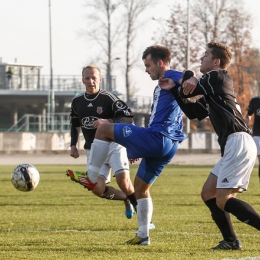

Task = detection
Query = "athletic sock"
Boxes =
[204,198,237,241]
[136,197,153,238]
[102,186,127,200]
[127,193,137,212]
[87,139,110,183]
[224,197,260,230]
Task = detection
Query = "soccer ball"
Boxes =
[11,164,40,192]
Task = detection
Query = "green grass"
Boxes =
[0,164,260,260]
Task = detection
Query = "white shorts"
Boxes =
[211,132,257,192]
[86,142,129,184]
[253,136,260,156]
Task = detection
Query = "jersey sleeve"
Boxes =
[246,99,254,116]
[167,70,208,120]
[112,100,134,123]
[69,100,81,127]
[164,69,183,84]
[69,99,80,146]
[170,85,208,120]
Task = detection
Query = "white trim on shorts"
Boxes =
[86,142,129,184]
[211,132,257,192]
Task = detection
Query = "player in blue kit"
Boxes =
[67,45,186,245]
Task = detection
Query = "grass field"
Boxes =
[0,163,260,260]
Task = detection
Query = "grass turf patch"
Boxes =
[0,164,260,259]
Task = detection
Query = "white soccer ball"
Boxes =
[11,164,40,192]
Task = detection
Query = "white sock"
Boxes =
[136,197,153,238]
[87,139,110,183]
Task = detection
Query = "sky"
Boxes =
[0,0,260,97]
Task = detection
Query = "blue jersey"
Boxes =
[114,69,186,184]
[147,70,186,142]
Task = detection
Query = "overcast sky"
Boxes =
[0,0,260,96]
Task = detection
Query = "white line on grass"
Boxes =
[222,257,260,260]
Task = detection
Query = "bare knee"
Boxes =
[201,184,216,202]
[200,173,217,202]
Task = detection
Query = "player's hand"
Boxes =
[70,145,79,158]
[129,158,140,164]
[179,70,188,85]
[182,77,197,95]
[159,78,176,90]
[93,118,110,128]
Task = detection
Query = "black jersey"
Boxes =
[246,95,260,136]
[70,90,133,149]
[171,69,251,155]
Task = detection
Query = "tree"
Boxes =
[192,0,233,43]
[245,48,260,96]
[155,3,201,73]
[81,0,125,92]
[121,0,156,104]
[81,0,157,104]
[226,7,254,113]
[155,0,259,126]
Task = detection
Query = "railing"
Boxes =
[2,74,153,132]
[7,113,70,132]
[3,74,115,92]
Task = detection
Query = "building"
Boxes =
[0,61,221,154]
[0,61,152,132]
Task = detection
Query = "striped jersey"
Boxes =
[171,69,251,155]
[70,90,132,149]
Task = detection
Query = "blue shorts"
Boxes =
[114,123,179,184]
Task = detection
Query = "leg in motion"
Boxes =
[126,176,153,245]
[116,172,136,219]
[201,173,241,250]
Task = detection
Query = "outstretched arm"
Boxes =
[159,70,208,120]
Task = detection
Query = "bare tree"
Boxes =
[192,0,232,43]
[154,0,257,128]
[154,3,201,73]
[121,0,157,104]
[81,0,125,91]
[226,7,254,111]
[81,0,158,104]
[245,49,260,96]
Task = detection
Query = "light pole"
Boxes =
[186,0,190,133]
[49,0,55,131]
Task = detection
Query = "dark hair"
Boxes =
[207,42,232,69]
[82,65,102,76]
[142,45,171,64]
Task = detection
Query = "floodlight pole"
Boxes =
[49,0,55,131]
[186,0,190,134]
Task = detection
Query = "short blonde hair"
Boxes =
[82,65,102,77]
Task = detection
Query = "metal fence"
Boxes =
[7,113,70,132]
